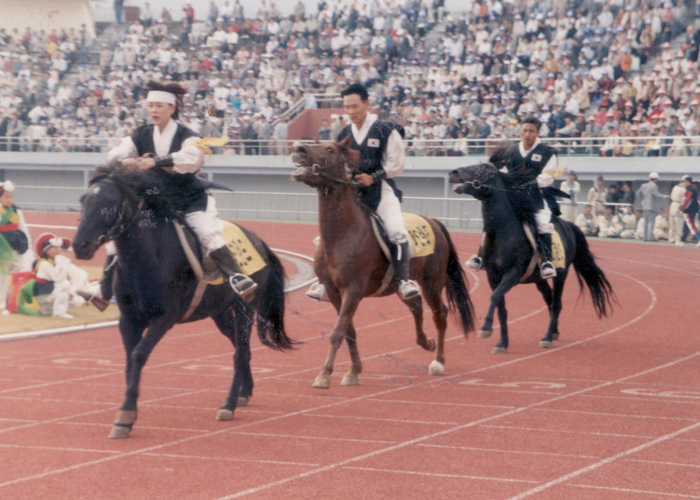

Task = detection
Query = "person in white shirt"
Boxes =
[559,171,581,222]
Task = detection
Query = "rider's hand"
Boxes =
[121,158,138,169]
[355,173,374,187]
[136,157,156,170]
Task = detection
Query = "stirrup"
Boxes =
[540,262,557,279]
[399,280,421,301]
[229,274,258,302]
[465,255,483,271]
[306,282,327,302]
[75,290,110,312]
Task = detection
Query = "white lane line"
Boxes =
[141,452,320,468]
[532,408,697,421]
[226,431,397,445]
[0,417,37,423]
[139,404,285,415]
[625,459,700,469]
[0,443,120,455]
[580,394,700,406]
[416,444,600,460]
[479,425,654,439]
[0,267,657,492]
[365,399,516,410]
[302,414,459,426]
[341,466,538,484]
[56,421,209,433]
[566,483,700,498]
[0,396,115,406]
[504,426,700,498]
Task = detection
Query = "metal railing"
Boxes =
[4,135,700,158]
[15,186,483,228]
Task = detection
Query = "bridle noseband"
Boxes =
[461,163,510,193]
[307,150,359,186]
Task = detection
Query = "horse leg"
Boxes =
[541,273,566,348]
[108,315,145,439]
[234,302,255,404]
[485,270,520,354]
[211,307,248,421]
[313,289,360,389]
[535,280,556,348]
[494,296,508,354]
[110,318,171,439]
[404,294,434,352]
[340,322,362,386]
[429,296,448,376]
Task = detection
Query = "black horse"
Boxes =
[73,166,295,438]
[449,162,615,353]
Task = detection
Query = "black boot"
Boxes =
[537,234,557,279]
[392,242,420,301]
[209,247,258,302]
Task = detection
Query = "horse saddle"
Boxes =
[369,212,436,296]
[173,220,268,320]
[521,224,566,283]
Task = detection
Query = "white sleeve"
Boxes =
[172,136,205,174]
[382,129,405,178]
[36,257,70,283]
[17,209,31,246]
[106,136,138,165]
[536,154,557,189]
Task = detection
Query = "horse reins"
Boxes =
[308,155,360,186]
[95,179,145,246]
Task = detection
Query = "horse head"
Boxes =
[73,165,161,260]
[449,162,501,199]
[290,136,360,188]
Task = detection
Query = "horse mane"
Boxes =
[90,165,179,220]
[487,142,533,189]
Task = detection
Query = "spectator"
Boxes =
[588,176,608,215]
[654,207,670,241]
[273,114,288,155]
[669,176,688,246]
[317,118,330,140]
[559,171,580,222]
[114,0,124,25]
[604,206,636,239]
[636,172,671,241]
[576,205,599,236]
[678,176,700,246]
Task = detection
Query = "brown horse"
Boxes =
[291,138,474,388]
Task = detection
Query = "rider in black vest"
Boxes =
[101,80,257,304]
[467,116,559,279]
[332,83,419,301]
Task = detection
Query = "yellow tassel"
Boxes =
[191,137,230,156]
[546,160,568,179]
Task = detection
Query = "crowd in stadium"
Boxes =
[1,0,700,156]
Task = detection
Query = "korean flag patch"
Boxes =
[531,154,542,162]
[368,138,380,147]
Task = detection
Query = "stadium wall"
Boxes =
[2,153,696,227]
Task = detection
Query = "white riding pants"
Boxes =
[184,195,226,255]
[535,204,554,235]
[376,180,409,244]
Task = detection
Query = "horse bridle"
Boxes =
[460,163,510,193]
[93,179,145,246]
[307,150,360,186]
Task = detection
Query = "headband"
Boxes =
[146,91,177,105]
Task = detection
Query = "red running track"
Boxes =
[1,217,700,500]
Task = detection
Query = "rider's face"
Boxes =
[343,94,369,128]
[520,123,539,149]
[148,101,175,129]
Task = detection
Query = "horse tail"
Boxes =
[570,223,616,318]
[255,240,297,350]
[434,219,475,335]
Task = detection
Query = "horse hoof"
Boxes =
[237,397,249,407]
[426,338,436,351]
[108,426,131,439]
[312,375,331,389]
[540,340,553,349]
[492,346,507,354]
[551,333,560,341]
[478,329,492,339]
[428,360,445,376]
[340,374,358,386]
[216,409,234,421]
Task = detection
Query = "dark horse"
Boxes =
[449,162,615,353]
[291,138,474,388]
[73,166,295,438]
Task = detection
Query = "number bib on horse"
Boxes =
[209,221,267,284]
[403,213,436,258]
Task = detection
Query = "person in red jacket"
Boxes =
[678,176,700,247]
